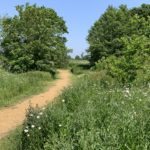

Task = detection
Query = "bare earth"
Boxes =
[0,70,71,139]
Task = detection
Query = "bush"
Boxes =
[96,35,150,83]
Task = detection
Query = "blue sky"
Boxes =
[0,0,150,57]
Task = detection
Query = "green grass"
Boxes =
[0,69,53,108]
[16,73,150,150]
[69,59,89,65]
[69,59,90,75]
[1,72,150,149]
[0,127,22,150]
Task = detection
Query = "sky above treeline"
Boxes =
[0,0,150,57]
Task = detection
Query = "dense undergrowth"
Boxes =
[0,69,53,107]
[17,73,150,150]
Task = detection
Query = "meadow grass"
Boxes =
[18,73,150,150]
[69,59,90,75]
[0,127,22,150]
[0,69,53,108]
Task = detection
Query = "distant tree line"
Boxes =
[87,4,150,83]
[0,3,69,73]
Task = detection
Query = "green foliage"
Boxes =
[0,4,68,73]
[88,4,150,83]
[0,68,52,107]
[87,5,129,64]
[18,74,150,149]
[96,35,150,83]
[69,59,90,75]
[130,4,150,19]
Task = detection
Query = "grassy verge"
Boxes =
[0,127,22,150]
[18,73,150,149]
[0,69,53,108]
[1,72,150,149]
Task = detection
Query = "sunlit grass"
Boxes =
[0,69,53,107]
[19,73,150,150]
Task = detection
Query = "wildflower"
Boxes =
[59,124,62,127]
[38,127,41,130]
[27,134,30,137]
[37,116,40,119]
[24,129,28,133]
[39,112,43,115]
[42,107,46,110]
[124,87,131,97]
[139,99,142,102]
[29,114,33,117]
[125,88,130,94]
[62,99,65,103]
[121,101,125,105]
[31,125,35,128]
[143,92,147,96]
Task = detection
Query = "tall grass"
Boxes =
[19,73,150,150]
[0,69,52,107]
[69,59,90,75]
[0,127,22,150]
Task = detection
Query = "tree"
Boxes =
[130,4,150,20]
[87,5,130,65]
[100,35,150,83]
[0,3,68,73]
[88,4,150,83]
[75,55,81,60]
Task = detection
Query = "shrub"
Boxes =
[96,35,150,83]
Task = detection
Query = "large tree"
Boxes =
[87,4,150,65]
[130,4,150,20]
[88,4,150,82]
[0,4,68,72]
[87,5,130,65]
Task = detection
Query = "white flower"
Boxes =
[39,112,43,115]
[124,94,129,98]
[42,107,46,110]
[121,101,125,105]
[31,125,35,128]
[59,124,62,127]
[62,99,65,103]
[27,134,30,137]
[139,99,142,102]
[143,92,147,96]
[24,129,28,133]
[37,116,40,119]
[29,114,33,117]
[93,84,96,87]
[125,88,130,94]
[38,127,41,130]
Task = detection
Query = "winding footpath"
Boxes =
[0,70,71,139]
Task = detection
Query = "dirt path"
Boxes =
[0,70,71,139]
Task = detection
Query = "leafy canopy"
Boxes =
[0,3,68,73]
[88,4,150,83]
